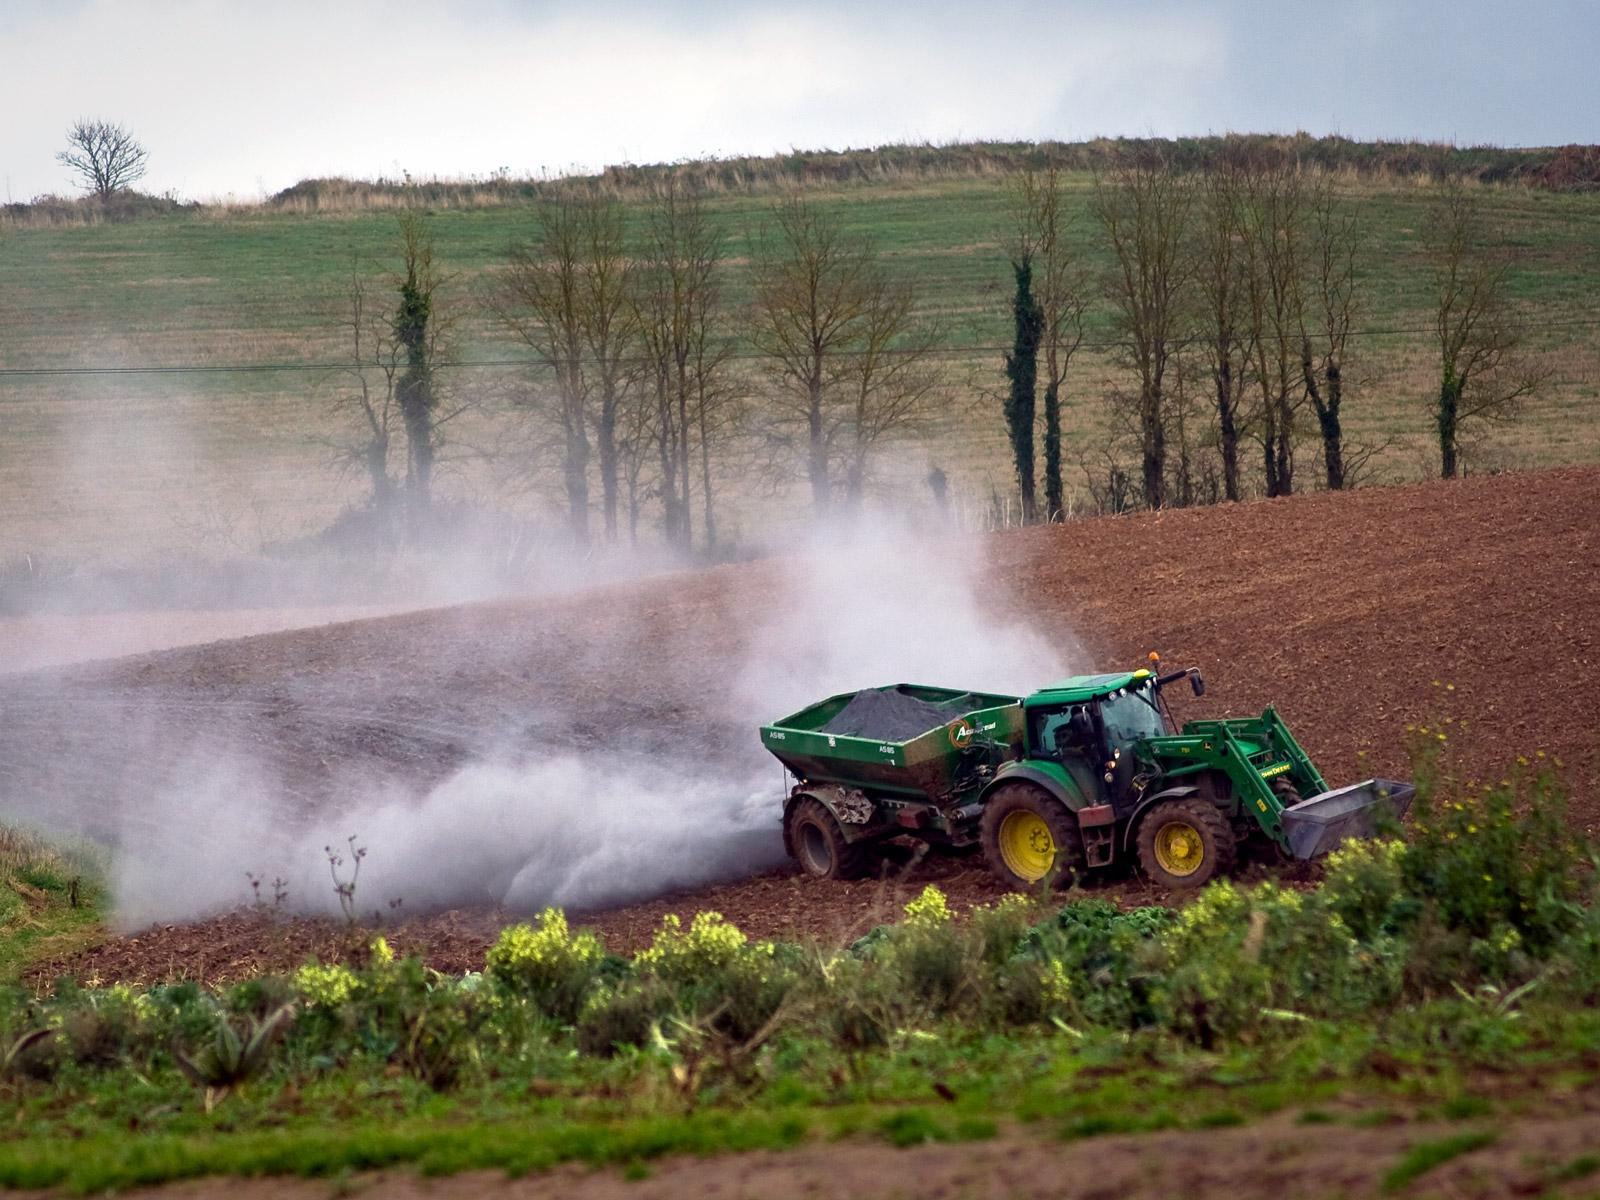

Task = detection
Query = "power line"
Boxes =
[0,317,1596,380]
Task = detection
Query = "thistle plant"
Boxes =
[1,1028,53,1077]
[171,1002,296,1112]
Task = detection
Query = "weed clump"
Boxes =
[1402,749,1583,973]
[485,908,605,1023]
[635,912,795,1043]
[576,979,675,1056]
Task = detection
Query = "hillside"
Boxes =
[1,141,1597,565]
[5,465,1595,982]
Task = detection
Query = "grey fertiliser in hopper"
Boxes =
[818,686,979,742]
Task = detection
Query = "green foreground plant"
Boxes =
[0,751,1596,1190]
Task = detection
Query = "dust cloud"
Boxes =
[5,513,1076,929]
[736,516,1073,718]
[111,755,781,929]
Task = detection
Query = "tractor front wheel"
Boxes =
[1136,797,1235,889]
[786,797,871,881]
[980,783,1083,891]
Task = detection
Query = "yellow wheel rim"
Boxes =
[1154,821,1205,877]
[998,810,1056,883]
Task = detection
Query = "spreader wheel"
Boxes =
[785,797,871,881]
[980,783,1084,891]
[1136,797,1236,889]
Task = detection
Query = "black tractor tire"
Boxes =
[980,782,1084,892]
[1136,797,1237,889]
[1246,780,1303,863]
[1273,779,1305,809]
[786,797,872,881]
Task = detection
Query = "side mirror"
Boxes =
[1190,671,1206,698]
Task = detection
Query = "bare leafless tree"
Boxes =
[1092,151,1195,509]
[330,273,402,527]
[489,193,639,545]
[635,184,732,550]
[1296,175,1359,490]
[838,280,941,508]
[1238,159,1306,497]
[1423,179,1545,478]
[1167,346,1220,508]
[686,245,741,550]
[752,193,934,512]
[750,193,875,513]
[617,374,656,547]
[489,197,592,543]
[57,119,148,199]
[1194,158,1251,501]
[1199,156,1361,496]
[576,196,636,541]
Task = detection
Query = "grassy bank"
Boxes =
[4,1013,1598,1194]
[0,827,105,986]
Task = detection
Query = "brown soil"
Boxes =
[7,466,1599,985]
[19,1110,1600,1200]
[0,605,412,674]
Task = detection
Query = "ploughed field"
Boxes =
[7,466,1599,984]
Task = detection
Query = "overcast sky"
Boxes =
[2,0,1594,201]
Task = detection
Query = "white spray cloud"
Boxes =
[330,758,781,915]
[111,753,780,929]
[737,514,1076,721]
[89,509,1076,927]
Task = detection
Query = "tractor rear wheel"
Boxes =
[980,783,1084,891]
[786,798,871,881]
[1136,797,1236,889]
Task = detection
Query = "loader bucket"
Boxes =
[1279,778,1415,860]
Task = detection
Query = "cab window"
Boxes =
[1031,704,1092,759]
[1098,685,1165,749]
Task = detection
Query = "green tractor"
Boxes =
[760,661,1411,890]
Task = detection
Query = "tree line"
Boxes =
[1000,146,1544,519]
[334,186,939,551]
[332,150,1545,550]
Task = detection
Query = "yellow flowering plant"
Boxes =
[636,911,749,981]
[294,963,360,1009]
[485,908,606,1022]
[1401,746,1583,955]
[902,885,952,927]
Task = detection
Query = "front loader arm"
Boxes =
[1260,706,1329,796]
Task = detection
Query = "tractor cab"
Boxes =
[1025,670,1158,764]
[1022,666,1205,802]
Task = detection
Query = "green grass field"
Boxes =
[3,168,1598,561]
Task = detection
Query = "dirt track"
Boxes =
[18,1110,1600,1200]
[6,466,1599,981]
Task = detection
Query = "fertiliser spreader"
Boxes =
[761,662,1412,889]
